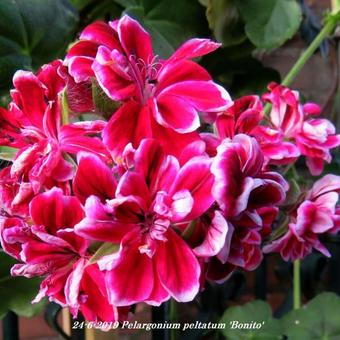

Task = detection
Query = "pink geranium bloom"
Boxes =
[1,188,120,322]
[66,15,231,158]
[263,174,340,261]
[5,60,109,193]
[200,95,263,157]
[193,206,277,283]
[211,134,287,218]
[0,166,34,217]
[0,106,26,148]
[254,83,340,173]
[295,117,340,175]
[74,139,214,305]
[254,83,302,165]
[64,21,122,113]
[215,95,263,139]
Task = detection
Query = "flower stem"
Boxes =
[61,90,70,125]
[170,299,177,340]
[282,14,339,87]
[293,259,301,310]
[331,0,340,13]
[264,11,339,116]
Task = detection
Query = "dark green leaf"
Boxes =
[201,45,280,97]
[220,300,283,339]
[71,0,93,10]
[282,292,340,339]
[235,0,302,49]
[92,80,120,118]
[0,146,18,161]
[84,0,122,22]
[0,0,78,94]
[122,0,209,58]
[88,242,120,265]
[281,179,301,208]
[203,0,246,47]
[0,251,45,319]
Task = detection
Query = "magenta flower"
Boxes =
[0,166,34,217]
[74,139,214,305]
[254,83,302,165]
[263,174,340,261]
[215,95,263,139]
[196,206,277,283]
[211,134,287,218]
[255,83,340,173]
[5,60,109,193]
[0,188,120,322]
[66,15,231,158]
[295,117,340,175]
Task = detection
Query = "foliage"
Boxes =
[0,251,45,319]
[220,292,340,339]
[0,0,78,95]
[0,0,305,99]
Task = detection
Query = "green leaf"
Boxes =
[71,0,93,10]
[0,146,18,161]
[282,292,340,339]
[220,300,283,339]
[203,0,246,47]
[281,179,301,208]
[235,0,302,49]
[122,0,209,58]
[83,0,123,22]
[92,80,120,118]
[0,251,45,319]
[0,0,78,95]
[88,242,120,265]
[200,45,280,97]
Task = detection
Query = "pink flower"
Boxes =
[263,174,340,261]
[5,60,109,193]
[195,206,277,283]
[66,15,231,158]
[254,83,340,173]
[58,65,94,113]
[254,83,302,165]
[0,106,26,148]
[0,166,34,217]
[295,117,340,175]
[211,134,287,218]
[65,21,121,83]
[74,139,214,305]
[215,95,263,139]
[1,188,120,322]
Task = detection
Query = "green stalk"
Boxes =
[61,89,70,125]
[281,16,338,87]
[293,259,301,309]
[170,299,177,340]
[331,0,340,13]
[264,11,339,115]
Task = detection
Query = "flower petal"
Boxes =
[79,21,120,50]
[193,210,229,257]
[171,157,214,220]
[153,96,200,133]
[105,231,154,306]
[156,229,200,302]
[159,80,231,113]
[169,38,221,62]
[117,15,153,62]
[30,188,84,234]
[73,153,116,204]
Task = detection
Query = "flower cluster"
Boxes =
[0,15,339,322]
